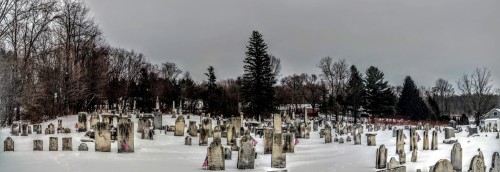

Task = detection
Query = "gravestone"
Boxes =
[174,115,185,136]
[77,112,88,132]
[376,144,388,169]
[409,128,416,151]
[423,130,429,150]
[199,127,209,146]
[325,125,332,143]
[232,117,242,138]
[396,129,404,154]
[117,122,134,153]
[33,124,42,134]
[444,127,455,139]
[393,128,397,137]
[399,152,406,164]
[313,121,318,131]
[237,142,256,169]
[346,135,352,142]
[227,124,235,146]
[334,136,339,142]
[224,147,232,160]
[46,123,55,134]
[62,137,72,151]
[355,133,361,145]
[90,113,99,129]
[431,130,438,150]
[78,143,88,151]
[468,155,486,172]
[21,123,28,136]
[430,159,453,172]
[468,126,479,136]
[213,126,222,144]
[207,141,225,170]
[189,121,198,137]
[339,137,344,144]
[387,157,400,169]
[202,118,213,137]
[264,128,274,154]
[320,129,325,138]
[33,140,43,151]
[283,133,295,153]
[366,133,377,146]
[4,137,14,151]
[27,125,32,134]
[185,136,192,145]
[451,142,462,171]
[49,137,58,151]
[154,112,162,130]
[274,114,282,133]
[271,133,286,168]
[411,133,419,151]
[411,150,418,162]
[11,123,19,136]
[490,152,500,172]
[94,122,111,152]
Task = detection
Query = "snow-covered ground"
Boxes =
[0,114,499,172]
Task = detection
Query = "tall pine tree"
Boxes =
[241,31,276,118]
[205,66,217,115]
[346,65,365,124]
[397,76,430,120]
[364,66,397,117]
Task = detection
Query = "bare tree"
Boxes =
[269,54,281,78]
[298,73,324,118]
[161,62,182,81]
[431,78,454,115]
[457,67,496,125]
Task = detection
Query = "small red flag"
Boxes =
[202,156,208,168]
[252,139,258,146]
[295,138,299,145]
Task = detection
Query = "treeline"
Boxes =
[1,1,498,126]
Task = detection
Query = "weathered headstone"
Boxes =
[90,113,99,129]
[396,129,404,154]
[430,159,453,172]
[339,137,344,144]
[264,128,273,154]
[21,123,28,136]
[77,112,88,132]
[4,137,14,151]
[33,124,42,134]
[237,142,255,169]
[154,112,162,130]
[202,117,213,137]
[49,137,58,151]
[490,152,500,172]
[444,127,455,139]
[274,114,282,133]
[33,140,43,151]
[376,144,388,169]
[451,142,462,171]
[189,121,198,137]
[199,127,209,146]
[387,157,400,169]
[283,133,295,153]
[94,122,111,152]
[271,133,286,168]
[207,141,225,170]
[325,125,332,144]
[117,122,134,153]
[11,123,19,136]
[366,133,377,146]
[411,150,418,162]
[468,154,486,172]
[78,143,88,151]
[346,135,352,142]
[354,133,361,145]
[224,147,232,160]
[423,130,429,150]
[431,130,438,150]
[27,125,32,134]
[174,115,185,136]
[409,128,416,151]
[227,124,235,146]
[185,136,192,145]
[399,152,406,165]
[46,123,55,135]
[213,126,222,144]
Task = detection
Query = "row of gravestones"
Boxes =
[375,141,500,172]
[11,121,78,136]
[4,136,84,151]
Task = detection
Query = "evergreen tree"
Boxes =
[241,31,276,118]
[364,66,397,117]
[397,76,430,120]
[427,95,441,121]
[346,65,365,124]
[459,114,469,125]
[205,66,217,115]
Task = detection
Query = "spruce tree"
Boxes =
[205,66,217,115]
[397,76,430,120]
[364,66,397,117]
[346,65,365,124]
[241,31,276,118]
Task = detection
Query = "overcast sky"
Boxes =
[85,0,500,90]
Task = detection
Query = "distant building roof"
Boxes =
[483,108,500,119]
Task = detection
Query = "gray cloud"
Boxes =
[86,0,500,89]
